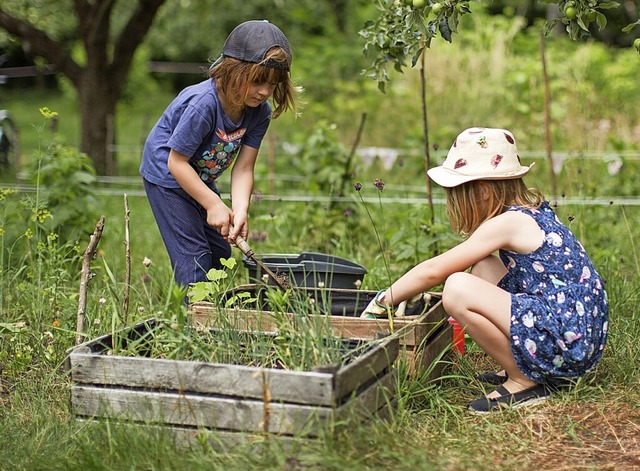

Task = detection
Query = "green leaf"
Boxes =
[438,17,452,42]
[188,284,210,303]
[596,12,608,31]
[411,46,425,67]
[622,20,640,33]
[0,322,23,334]
[205,268,228,282]
[597,2,620,10]
[577,16,590,32]
[220,257,237,270]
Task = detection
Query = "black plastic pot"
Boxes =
[242,251,367,289]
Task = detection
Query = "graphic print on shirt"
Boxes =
[192,127,246,183]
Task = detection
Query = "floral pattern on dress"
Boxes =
[498,202,609,383]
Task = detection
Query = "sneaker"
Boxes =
[475,371,508,385]
[467,384,551,414]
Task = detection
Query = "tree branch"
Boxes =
[0,6,82,85]
[110,0,166,87]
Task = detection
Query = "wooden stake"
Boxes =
[123,194,131,324]
[540,31,558,197]
[419,50,434,224]
[76,215,105,346]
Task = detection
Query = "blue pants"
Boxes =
[143,179,231,287]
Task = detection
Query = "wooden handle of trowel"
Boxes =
[233,234,254,257]
[232,233,290,290]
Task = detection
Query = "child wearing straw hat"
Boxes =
[361,127,609,413]
[140,20,299,288]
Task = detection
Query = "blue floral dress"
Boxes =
[498,202,609,384]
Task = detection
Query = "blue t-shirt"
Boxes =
[140,79,271,188]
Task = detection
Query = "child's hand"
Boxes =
[360,289,392,318]
[206,203,233,238]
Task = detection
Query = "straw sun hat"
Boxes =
[427,127,533,188]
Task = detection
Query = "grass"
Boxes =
[1,184,638,470]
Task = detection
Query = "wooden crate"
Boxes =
[66,319,399,443]
[189,286,451,378]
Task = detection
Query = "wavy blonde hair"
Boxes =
[209,47,300,118]
[445,178,545,237]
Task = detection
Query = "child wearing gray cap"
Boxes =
[141,20,299,289]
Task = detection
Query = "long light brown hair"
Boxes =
[209,47,299,118]
[445,178,544,237]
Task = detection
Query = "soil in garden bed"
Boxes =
[222,285,437,318]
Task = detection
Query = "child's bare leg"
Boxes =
[468,255,508,379]
[442,271,536,396]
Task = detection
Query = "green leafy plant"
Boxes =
[187,257,257,308]
[544,0,620,40]
[17,108,99,241]
[360,0,472,92]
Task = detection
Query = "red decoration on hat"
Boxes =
[504,133,514,144]
[454,158,467,169]
[491,154,503,168]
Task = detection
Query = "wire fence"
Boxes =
[5,147,640,205]
[4,179,640,206]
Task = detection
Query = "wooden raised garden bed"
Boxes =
[66,319,399,444]
[189,286,452,378]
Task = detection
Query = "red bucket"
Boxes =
[448,317,465,355]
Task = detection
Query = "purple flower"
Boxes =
[354,182,362,192]
[373,179,385,191]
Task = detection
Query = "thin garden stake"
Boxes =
[76,215,105,345]
[340,112,367,197]
[419,48,434,224]
[540,31,558,197]
[123,194,131,324]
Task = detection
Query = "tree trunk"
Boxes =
[0,1,166,176]
[78,71,117,175]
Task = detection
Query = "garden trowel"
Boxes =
[233,234,291,290]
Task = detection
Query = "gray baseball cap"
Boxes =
[219,20,291,71]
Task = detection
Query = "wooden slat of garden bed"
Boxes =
[71,385,331,436]
[409,323,453,378]
[68,354,336,406]
[335,369,398,422]
[334,336,399,400]
[188,302,446,346]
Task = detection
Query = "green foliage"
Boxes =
[544,0,620,40]
[360,0,473,91]
[110,319,368,371]
[187,257,257,307]
[292,121,352,194]
[0,194,81,378]
[17,109,99,240]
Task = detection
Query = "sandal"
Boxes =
[467,384,551,414]
[475,371,508,385]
